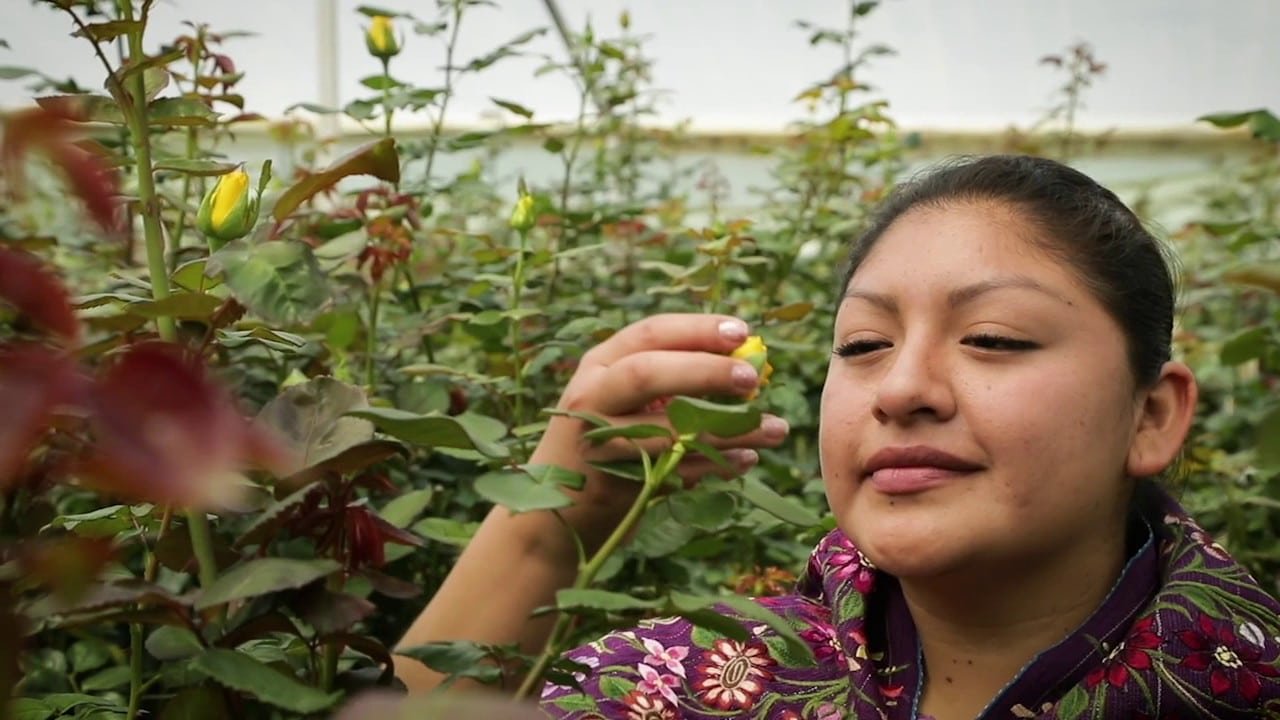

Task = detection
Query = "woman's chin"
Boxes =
[843,508,977,580]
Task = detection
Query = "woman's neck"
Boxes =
[907,528,1128,720]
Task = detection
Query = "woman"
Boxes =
[394,155,1280,718]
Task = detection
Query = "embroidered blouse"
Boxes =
[539,489,1280,719]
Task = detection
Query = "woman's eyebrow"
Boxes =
[842,276,1074,313]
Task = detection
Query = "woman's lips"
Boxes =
[861,445,984,495]
[866,466,978,494]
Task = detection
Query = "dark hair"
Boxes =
[840,154,1178,388]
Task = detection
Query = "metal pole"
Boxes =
[316,0,340,143]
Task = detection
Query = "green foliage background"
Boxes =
[1,1,1277,717]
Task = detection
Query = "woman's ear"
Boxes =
[1127,361,1198,477]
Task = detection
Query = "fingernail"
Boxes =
[719,319,748,342]
[731,362,758,387]
[731,449,759,468]
[762,417,789,438]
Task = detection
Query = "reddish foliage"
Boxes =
[0,344,86,488]
[1,106,121,233]
[0,247,81,344]
[79,342,288,508]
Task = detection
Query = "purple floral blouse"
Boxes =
[539,490,1280,718]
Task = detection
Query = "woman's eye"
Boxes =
[963,333,1039,351]
[834,339,890,357]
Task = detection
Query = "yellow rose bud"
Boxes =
[196,168,260,249]
[366,15,401,60]
[509,192,536,232]
[731,335,773,400]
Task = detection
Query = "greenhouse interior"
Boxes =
[1,1,1278,718]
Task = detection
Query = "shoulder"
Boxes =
[1132,510,1280,713]
[538,593,853,720]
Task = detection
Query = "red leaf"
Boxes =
[80,342,287,508]
[1,107,121,233]
[0,344,85,487]
[0,248,80,344]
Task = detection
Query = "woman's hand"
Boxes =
[528,313,791,552]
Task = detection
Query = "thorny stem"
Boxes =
[365,275,383,390]
[423,2,464,186]
[509,228,529,425]
[513,441,689,700]
[320,572,344,691]
[127,506,173,720]
[545,63,593,306]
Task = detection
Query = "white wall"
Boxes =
[2,0,1276,132]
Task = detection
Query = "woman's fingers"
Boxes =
[582,313,749,367]
[586,350,761,416]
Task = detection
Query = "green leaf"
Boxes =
[474,469,572,512]
[8,699,54,720]
[126,292,223,320]
[272,137,399,221]
[395,641,501,683]
[1056,684,1090,720]
[583,423,672,442]
[348,408,509,458]
[72,20,143,42]
[598,676,634,700]
[379,488,434,528]
[80,665,132,691]
[679,608,751,642]
[36,94,125,124]
[195,558,340,610]
[1223,261,1280,295]
[0,66,39,80]
[668,487,738,531]
[1199,109,1280,142]
[490,97,534,118]
[1220,327,1270,366]
[737,476,820,527]
[556,588,659,612]
[154,159,239,176]
[672,592,815,666]
[1258,404,1280,471]
[690,625,721,648]
[411,517,479,546]
[191,649,341,713]
[255,377,374,477]
[207,240,332,325]
[666,396,761,437]
[158,686,230,720]
[171,259,221,292]
[69,639,111,673]
[552,695,598,712]
[145,626,204,661]
[763,301,814,322]
[147,97,218,127]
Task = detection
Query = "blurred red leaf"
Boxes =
[0,343,85,488]
[1,106,121,233]
[0,247,80,344]
[80,342,288,508]
[17,536,115,605]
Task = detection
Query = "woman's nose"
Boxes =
[871,337,956,425]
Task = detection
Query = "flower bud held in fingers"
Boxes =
[365,15,401,61]
[731,335,773,401]
[196,167,260,250]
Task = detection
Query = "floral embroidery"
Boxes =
[622,691,677,720]
[636,663,681,706]
[1084,615,1161,689]
[1178,613,1280,703]
[692,638,775,710]
[542,493,1280,719]
[641,638,689,678]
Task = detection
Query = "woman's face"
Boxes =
[819,201,1144,579]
